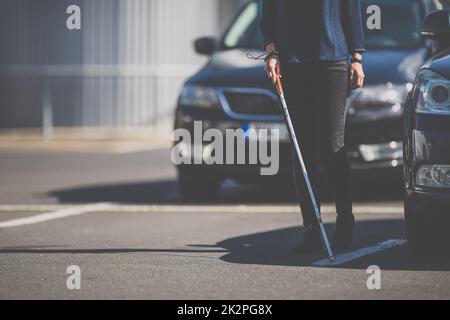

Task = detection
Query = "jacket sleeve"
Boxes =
[260,0,277,49]
[342,0,366,53]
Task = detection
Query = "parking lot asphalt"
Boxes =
[0,148,449,299]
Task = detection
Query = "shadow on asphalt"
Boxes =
[48,173,404,204]
[201,219,450,272]
[0,247,228,254]
[2,219,449,272]
[41,169,450,272]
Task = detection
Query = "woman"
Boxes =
[260,0,366,252]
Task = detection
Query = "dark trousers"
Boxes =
[282,60,352,227]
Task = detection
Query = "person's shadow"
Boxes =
[191,218,450,271]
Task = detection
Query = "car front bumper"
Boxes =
[175,94,405,178]
[404,114,450,220]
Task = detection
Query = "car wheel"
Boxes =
[177,167,221,202]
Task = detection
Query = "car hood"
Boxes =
[421,47,450,79]
[187,49,271,89]
[188,48,426,88]
[362,49,426,85]
[346,49,426,123]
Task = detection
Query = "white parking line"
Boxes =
[0,204,404,214]
[312,239,408,267]
[0,203,113,228]
[0,204,403,228]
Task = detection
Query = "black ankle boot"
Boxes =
[295,225,323,253]
[332,214,355,250]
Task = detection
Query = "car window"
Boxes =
[221,0,424,51]
[222,1,264,49]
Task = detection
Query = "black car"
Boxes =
[174,0,442,201]
[403,9,450,256]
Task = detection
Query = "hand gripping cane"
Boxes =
[274,75,336,262]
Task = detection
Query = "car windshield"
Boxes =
[222,0,424,50]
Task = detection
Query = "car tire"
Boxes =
[177,167,221,202]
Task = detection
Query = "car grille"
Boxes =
[223,91,282,116]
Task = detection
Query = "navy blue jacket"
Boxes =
[260,0,366,63]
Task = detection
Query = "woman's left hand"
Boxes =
[349,61,365,89]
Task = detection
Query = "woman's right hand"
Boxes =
[266,55,281,84]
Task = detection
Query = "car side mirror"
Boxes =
[422,9,450,40]
[194,37,217,56]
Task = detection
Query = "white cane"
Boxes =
[274,75,336,262]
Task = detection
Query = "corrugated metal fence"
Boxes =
[0,0,246,134]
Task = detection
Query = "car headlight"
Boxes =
[416,69,450,115]
[416,164,450,188]
[179,85,220,109]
